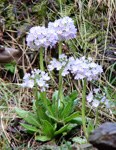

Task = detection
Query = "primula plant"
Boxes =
[15,16,81,142]
[15,68,81,141]
[15,16,104,142]
[48,54,103,139]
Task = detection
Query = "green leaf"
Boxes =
[63,111,80,123]
[20,123,39,133]
[46,111,59,123]
[52,90,58,117]
[37,105,50,122]
[66,123,77,132]
[52,90,58,102]
[87,120,94,136]
[60,102,72,119]
[54,123,57,131]
[69,90,78,100]
[35,135,51,142]
[64,90,78,103]
[72,137,86,144]
[54,124,70,136]
[104,87,111,101]
[41,120,54,137]
[61,91,79,118]
[70,99,80,113]
[36,92,52,122]
[4,62,16,73]
[70,117,82,125]
[57,102,65,119]
[15,108,41,128]
[113,94,116,100]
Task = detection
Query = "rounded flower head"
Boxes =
[48,16,77,41]
[26,26,58,50]
[22,69,50,91]
[48,55,103,80]
[69,57,103,80]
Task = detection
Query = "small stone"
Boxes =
[0,47,22,63]
[88,122,116,150]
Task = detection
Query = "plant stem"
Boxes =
[59,41,63,104]
[40,47,48,112]
[56,75,62,119]
[95,107,98,129]
[40,47,44,71]
[82,78,88,139]
[35,84,42,121]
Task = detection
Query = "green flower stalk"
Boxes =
[95,107,98,129]
[58,41,63,104]
[35,84,42,121]
[82,78,88,139]
[40,47,44,71]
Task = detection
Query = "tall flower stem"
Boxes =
[40,47,47,107]
[35,84,42,122]
[56,75,62,119]
[82,78,88,139]
[40,47,44,71]
[95,107,98,128]
[59,41,63,104]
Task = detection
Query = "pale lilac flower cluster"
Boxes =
[26,26,58,50]
[48,55,103,81]
[48,54,69,76]
[70,56,103,81]
[22,69,50,91]
[48,16,77,41]
[86,88,110,108]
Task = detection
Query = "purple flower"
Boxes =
[48,58,57,71]
[92,99,100,107]
[48,54,103,80]
[26,26,58,50]
[61,67,69,76]
[105,99,110,108]
[22,79,34,88]
[69,56,103,80]
[74,72,85,79]
[42,73,50,81]
[86,92,93,103]
[48,16,77,41]
[23,73,30,80]
[101,96,106,102]
[22,69,50,91]
[93,88,100,93]
[59,54,67,59]
[36,79,45,87]
[56,62,62,70]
